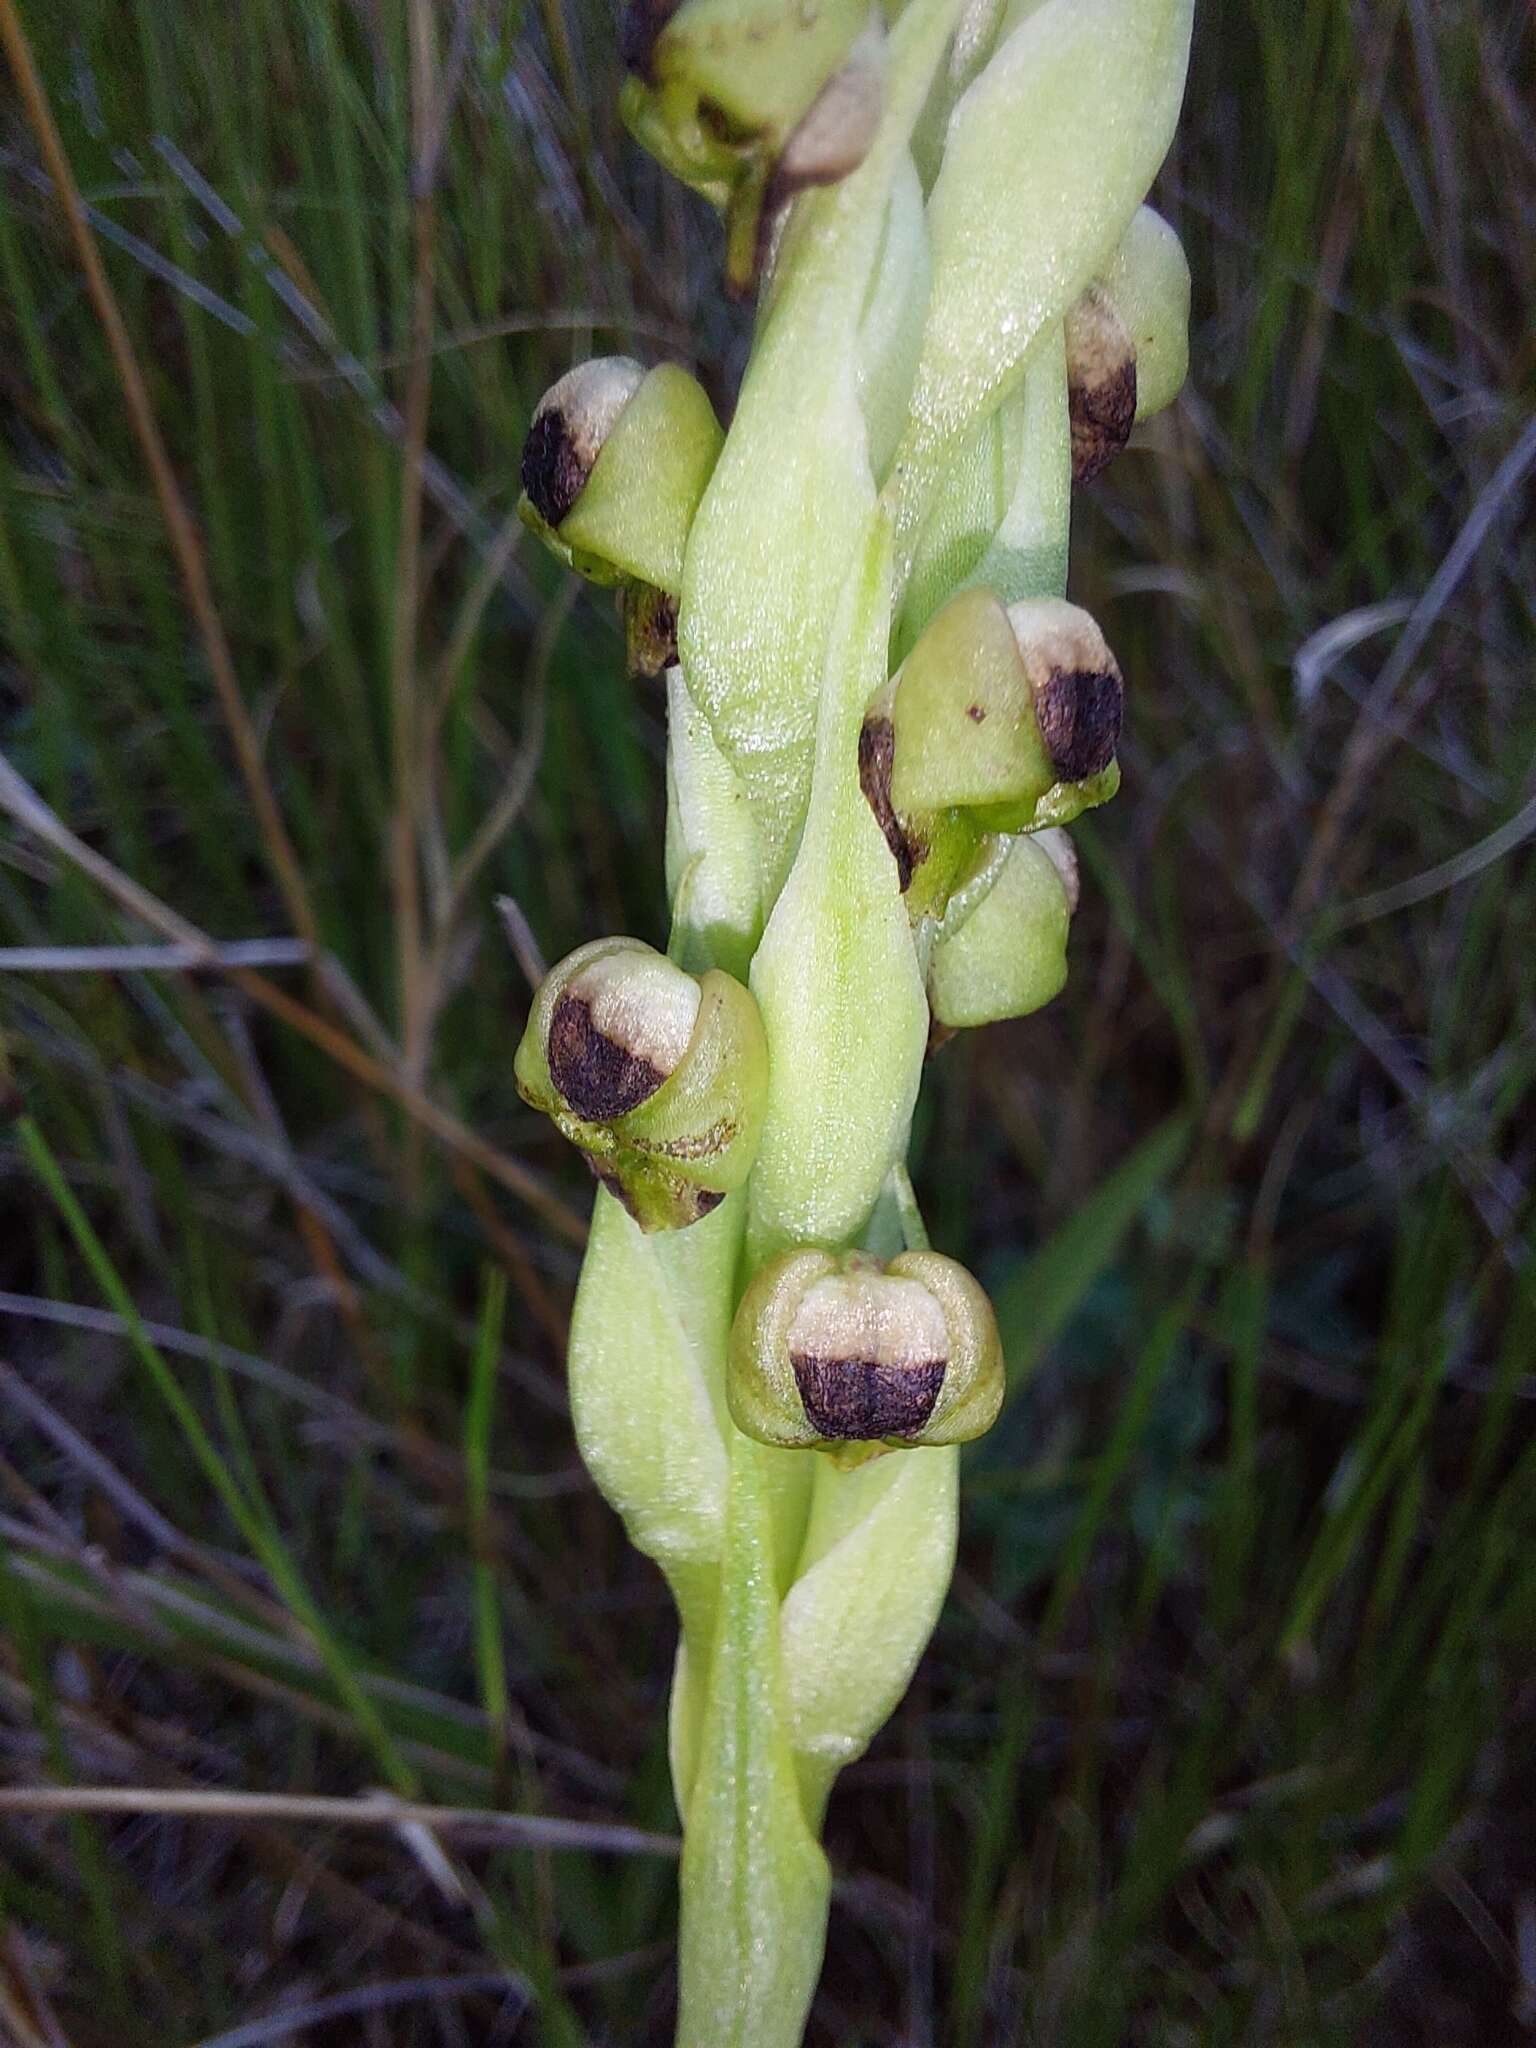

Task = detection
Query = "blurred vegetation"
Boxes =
[0,0,1532,2041]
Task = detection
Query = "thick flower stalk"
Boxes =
[514,2,1193,2038]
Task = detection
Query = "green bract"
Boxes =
[728,1246,1005,1456]
[514,937,768,1231]
[887,0,1194,581]
[779,1445,957,1817]
[568,1189,738,1649]
[745,516,929,1260]
[678,0,966,898]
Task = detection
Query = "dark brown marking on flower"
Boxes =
[520,408,587,528]
[1065,286,1137,485]
[791,1354,947,1441]
[858,716,921,892]
[966,703,986,723]
[1035,666,1123,784]
[688,1187,726,1220]
[548,992,668,1122]
[1068,358,1136,484]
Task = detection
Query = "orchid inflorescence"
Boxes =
[513,0,1193,2037]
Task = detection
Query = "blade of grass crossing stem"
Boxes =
[468,1266,511,1747]
[19,1115,418,1797]
[0,1529,130,2015]
[991,1115,1191,1389]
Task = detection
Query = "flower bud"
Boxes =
[515,937,768,1231]
[1065,206,1191,482]
[926,827,1076,1030]
[728,1248,1004,1455]
[619,0,877,292]
[882,588,1123,850]
[518,359,724,633]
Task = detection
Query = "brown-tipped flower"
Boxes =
[1064,285,1136,485]
[515,937,767,1231]
[545,947,701,1122]
[874,591,1123,905]
[517,360,723,646]
[728,1248,1004,1456]
[1006,597,1124,788]
[1063,208,1192,485]
[521,358,645,531]
[618,0,877,292]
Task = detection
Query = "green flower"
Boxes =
[519,358,724,673]
[859,586,1123,919]
[728,1246,1004,1458]
[515,937,768,1230]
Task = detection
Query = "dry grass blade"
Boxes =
[0,942,312,973]
[0,1785,679,1856]
[0,751,586,1241]
[187,1973,530,2048]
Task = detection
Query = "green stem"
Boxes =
[676,1433,831,2048]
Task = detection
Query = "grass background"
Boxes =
[1,0,1533,2041]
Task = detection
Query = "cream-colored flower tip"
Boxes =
[520,357,645,528]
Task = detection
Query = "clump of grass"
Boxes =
[0,1,1532,2042]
